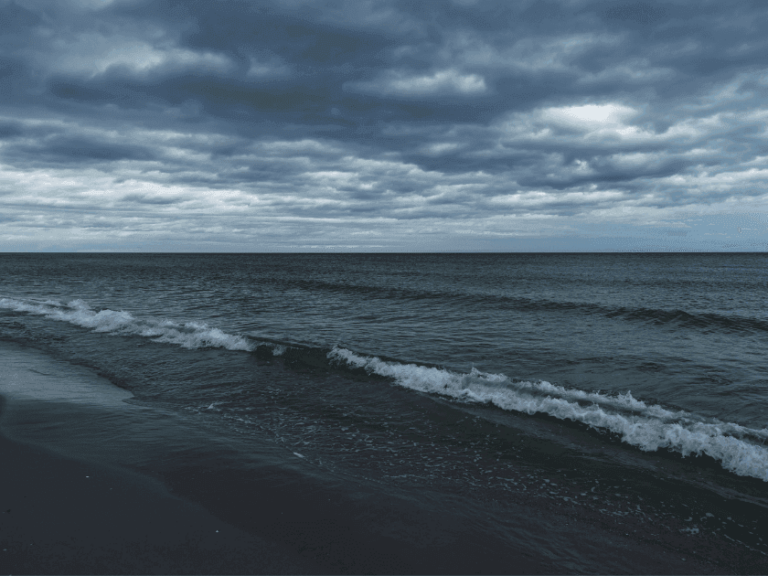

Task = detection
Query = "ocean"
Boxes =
[1,253,767,573]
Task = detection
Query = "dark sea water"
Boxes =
[2,253,768,573]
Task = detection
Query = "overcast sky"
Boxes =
[1,0,767,252]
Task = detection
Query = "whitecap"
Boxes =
[328,346,768,481]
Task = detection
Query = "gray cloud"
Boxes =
[1,0,767,251]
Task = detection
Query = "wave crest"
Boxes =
[328,347,768,481]
[4,296,767,481]
[0,297,253,351]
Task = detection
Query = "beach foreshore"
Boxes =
[0,343,311,575]
[0,426,309,575]
[0,342,760,575]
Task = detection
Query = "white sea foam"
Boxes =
[0,297,254,352]
[328,347,768,481]
[5,296,768,480]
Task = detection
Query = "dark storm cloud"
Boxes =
[1,0,767,251]
[15,134,154,164]
[0,120,22,139]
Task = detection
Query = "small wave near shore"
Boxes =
[3,295,768,482]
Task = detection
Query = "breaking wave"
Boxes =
[4,296,768,481]
[0,297,255,352]
[328,347,768,482]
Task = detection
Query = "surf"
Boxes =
[328,346,768,482]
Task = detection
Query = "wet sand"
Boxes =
[0,427,308,574]
[0,344,309,574]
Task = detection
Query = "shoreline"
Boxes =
[0,342,311,575]
[1,341,763,574]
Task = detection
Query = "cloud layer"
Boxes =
[1,0,767,251]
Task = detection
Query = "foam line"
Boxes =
[0,297,254,352]
[328,347,768,481]
[5,296,768,480]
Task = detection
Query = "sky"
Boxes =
[1,0,768,252]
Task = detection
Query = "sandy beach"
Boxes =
[0,428,309,574]
[0,344,310,574]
